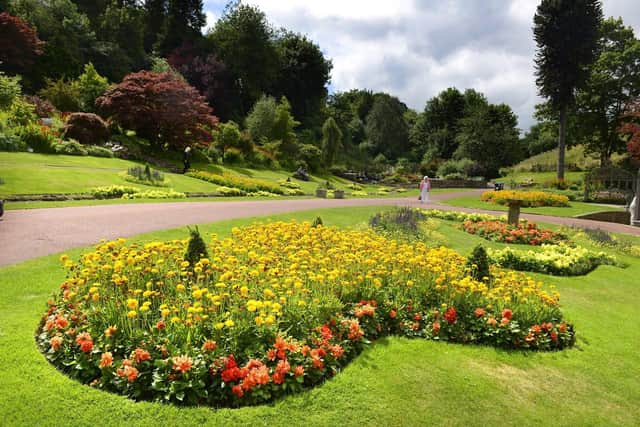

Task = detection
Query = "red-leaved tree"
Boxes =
[96,71,218,149]
[0,12,44,75]
[619,99,640,161]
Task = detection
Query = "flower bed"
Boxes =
[90,185,139,199]
[38,222,574,407]
[481,190,570,207]
[186,170,284,195]
[489,244,617,276]
[121,190,186,199]
[422,209,501,223]
[462,220,565,245]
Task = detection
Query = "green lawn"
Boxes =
[441,194,624,217]
[1,206,639,426]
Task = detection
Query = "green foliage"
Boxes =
[85,144,113,158]
[246,95,277,142]
[0,72,22,109]
[364,94,409,161]
[322,116,342,167]
[39,78,82,112]
[437,158,475,179]
[223,147,245,164]
[369,207,428,240]
[184,226,209,266]
[7,97,37,127]
[312,216,323,227]
[90,185,138,199]
[216,186,246,196]
[466,245,491,282]
[297,143,322,171]
[125,164,165,186]
[53,139,88,156]
[186,170,284,194]
[19,123,58,153]
[77,63,109,112]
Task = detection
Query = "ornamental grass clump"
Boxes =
[481,190,570,207]
[38,221,574,407]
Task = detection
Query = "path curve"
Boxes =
[1,190,639,267]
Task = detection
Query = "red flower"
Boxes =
[50,335,63,351]
[389,309,397,319]
[202,340,217,352]
[444,307,457,324]
[75,332,93,353]
[155,320,165,330]
[172,355,193,373]
[294,365,304,377]
[474,308,486,317]
[133,348,151,364]
[432,321,441,334]
[413,313,422,321]
[501,308,513,320]
[550,331,558,342]
[232,384,244,398]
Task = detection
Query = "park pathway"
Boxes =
[1,190,639,267]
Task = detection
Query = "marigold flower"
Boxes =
[100,352,113,368]
[474,308,486,318]
[50,335,63,351]
[432,321,441,334]
[389,309,397,319]
[294,365,305,377]
[444,307,457,324]
[173,355,193,373]
[202,340,217,352]
[501,308,513,320]
[231,384,244,398]
[487,317,498,327]
[133,348,151,364]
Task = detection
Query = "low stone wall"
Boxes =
[576,210,631,225]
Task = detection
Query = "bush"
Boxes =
[184,227,209,267]
[77,63,109,112]
[86,145,114,158]
[0,130,26,151]
[442,172,467,180]
[466,245,491,282]
[90,185,139,199]
[39,78,82,112]
[216,186,246,196]
[223,147,244,164]
[121,190,186,199]
[24,95,56,118]
[63,113,110,145]
[437,158,476,178]
[96,71,218,150]
[54,139,88,156]
[298,143,322,171]
[187,170,284,194]
[369,207,428,240]
[7,97,37,127]
[0,72,21,109]
[19,123,58,153]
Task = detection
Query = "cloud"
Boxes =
[205,0,640,131]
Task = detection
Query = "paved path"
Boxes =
[1,190,638,267]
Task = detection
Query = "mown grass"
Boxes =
[1,206,639,426]
[441,194,624,217]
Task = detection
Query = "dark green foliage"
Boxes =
[369,207,427,240]
[19,123,58,153]
[322,116,342,167]
[39,78,82,112]
[466,245,491,282]
[54,139,88,156]
[184,226,209,266]
[364,94,409,161]
[311,216,323,227]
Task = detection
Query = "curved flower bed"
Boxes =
[462,220,566,245]
[489,244,618,276]
[481,190,570,207]
[38,222,574,407]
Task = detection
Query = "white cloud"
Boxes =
[211,0,640,130]
[204,11,218,33]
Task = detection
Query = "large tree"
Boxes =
[533,0,603,179]
[272,31,332,127]
[96,71,218,149]
[208,1,279,116]
[0,12,44,76]
[364,93,409,161]
[575,17,640,166]
[619,99,640,161]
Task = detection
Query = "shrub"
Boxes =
[185,227,209,267]
[0,130,26,151]
[63,113,110,145]
[481,190,570,207]
[37,222,575,407]
[86,145,114,158]
[121,190,186,199]
[0,72,22,109]
[0,12,44,76]
[24,95,56,118]
[437,158,475,178]
[283,188,305,196]
[489,244,617,276]
[369,207,429,241]
[216,186,246,196]
[90,185,139,199]
[278,178,301,189]
[223,147,244,164]
[77,63,109,112]
[96,71,218,150]
[466,245,491,282]
[312,216,323,227]
[19,123,58,153]
[54,139,88,156]
[39,78,83,112]
[7,97,37,127]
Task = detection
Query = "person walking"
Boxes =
[183,146,192,174]
[419,176,431,203]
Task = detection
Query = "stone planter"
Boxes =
[334,190,345,199]
[506,200,522,225]
[315,188,327,198]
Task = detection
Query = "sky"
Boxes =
[203,0,640,131]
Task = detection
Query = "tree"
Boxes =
[321,117,342,167]
[454,103,522,178]
[209,2,279,116]
[619,99,640,160]
[0,72,22,109]
[271,96,299,160]
[534,0,603,179]
[364,93,409,161]
[213,120,242,157]
[77,63,109,112]
[575,17,640,166]
[96,71,218,149]
[0,12,44,76]
[143,0,167,52]
[245,95,277,142]
[272,31,332,127]
[161,0,206,54]
[420,87,466,160]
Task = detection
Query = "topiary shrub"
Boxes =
[312,216,323,227]
[466,244,491,282]
[184,226,209,267]
[63,113,110,145]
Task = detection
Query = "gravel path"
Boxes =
[1,190,638,267]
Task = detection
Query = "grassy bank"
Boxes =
[0,206,639,426]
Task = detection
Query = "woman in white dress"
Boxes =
[419,176,430,203]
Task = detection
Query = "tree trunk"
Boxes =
[557,105,567,180]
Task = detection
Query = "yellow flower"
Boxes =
[126,299,138,309]
[127,310,137,318]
